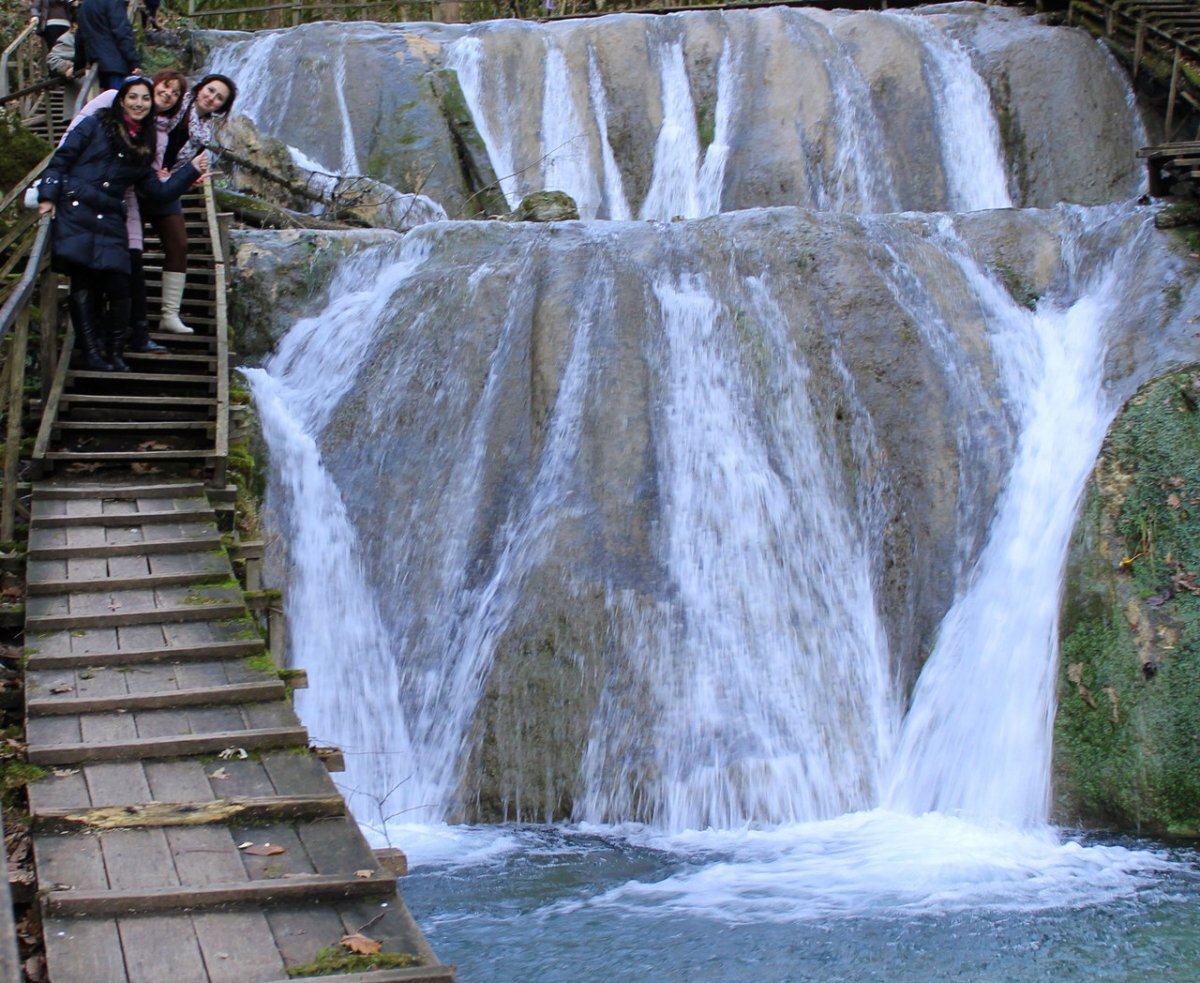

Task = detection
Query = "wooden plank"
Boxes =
[118,914,209,983]
[28,680,285,715]
[33,830,109,889]
[26,533,224,560]
[101,828,178,890]
[27,769,91,814]
[27,726,310,765]
[143,759,216,802]
[40,918,128,983]
[164,825,247,885]
[27,570,227,596]
[31,323,74,468]
[262,751,339,798]
[265,904,355,968]
[45,872,397,916]
[28,600,249,638]
[33,508,214,529]
[296,817,378,875]
[191,909,289,982]
[26,638,265,670]
[35,795,346,832]
[83,762,152,808]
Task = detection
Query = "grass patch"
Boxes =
[287,947,420,978]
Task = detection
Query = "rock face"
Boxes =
[1057,371,1200,836]
[239,200,1200,824]
[228,228,402,361]
[199,5,1143,221]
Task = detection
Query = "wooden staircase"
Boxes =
[32,187,230,486]
[22,481,455,982]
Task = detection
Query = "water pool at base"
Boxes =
[391,818,1200,983]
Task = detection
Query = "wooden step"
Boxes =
[44,871,396,917]
[31,481,207,500]
[31,793,345,832]
[27,725,309,765]
[54,421,216,437]
[58,393,214,409]
[24,599,247,631]
[27,679,287,715]
[26,532,223,559]
[30,506,214,528]
[25,638,265,670]
[43,450,220,464]
[67,370,215,386]
[26,568,232,595]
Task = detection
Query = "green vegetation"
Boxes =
[287,945,420,978]
[0,107,50,199]
[1056,371,1200,835]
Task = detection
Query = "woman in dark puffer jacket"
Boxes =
[37,76,207,371]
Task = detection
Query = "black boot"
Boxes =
[128,321,168,353]
[106,298,132,372]
[68,290,113,371]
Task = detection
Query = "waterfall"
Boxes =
[244,240,433,824]
[575,274,895,829]
[541,43,602,220]
[233,5,1170,846]
[884,210,1142,826]
[897,13,1013,211]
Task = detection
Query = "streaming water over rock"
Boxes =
[204,4,1142,220]
[222,4,1200,979]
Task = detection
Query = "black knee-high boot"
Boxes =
[68,290,113,371]
[105,297,132,372]
[128,251,167,353]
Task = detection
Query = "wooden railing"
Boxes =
[0,206,61,543]
[1069,0,1200,138]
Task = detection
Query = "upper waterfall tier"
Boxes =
[203,4,1144,220]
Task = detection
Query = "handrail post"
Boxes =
[39,268,58,401]
[2,308,31,542]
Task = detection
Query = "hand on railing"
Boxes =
[38,201,55,219]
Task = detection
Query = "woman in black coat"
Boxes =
[38,76,206,371]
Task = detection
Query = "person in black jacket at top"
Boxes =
[38,76,207,371]
[74,0,140,91]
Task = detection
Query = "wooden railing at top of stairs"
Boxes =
[1069,0,1200,140]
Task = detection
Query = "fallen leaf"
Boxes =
[209,767,229,780]
[340,933,381,955]
[240,843,285,856]
[51,768,79,778]
[48,685,72,694]
[218,747,248,760]
[354,869,374,879]
[1146,588,1173,608]
[130,462,160,475]
[1167,493,1182,509]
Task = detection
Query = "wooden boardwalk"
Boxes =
[19,454,452,977]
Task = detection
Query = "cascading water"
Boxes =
[226,5,1200,980]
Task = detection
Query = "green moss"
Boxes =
[0,108,50,196]
[1056,370,1200,834]
[244,653,276,673]
[287,946,420,978]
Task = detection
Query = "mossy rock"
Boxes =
[1056,369,1200,836]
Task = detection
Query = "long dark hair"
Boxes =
[188,73,238,119]
[101,77,156,163]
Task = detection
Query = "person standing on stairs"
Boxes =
[142,72,236,336]
[64,69,189,355]
[73,0,140,91]
[37,76,208,372]
[29,0,74,51]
